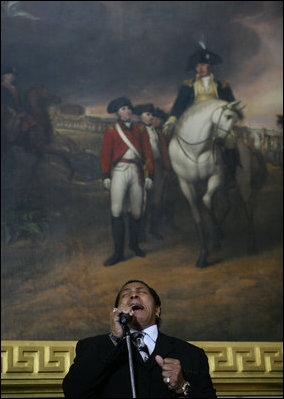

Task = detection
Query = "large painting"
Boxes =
[1,1,283,342]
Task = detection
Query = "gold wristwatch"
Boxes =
[108,332,122,344]
[181,381,191,396]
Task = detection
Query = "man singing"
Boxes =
[63,280,217,398]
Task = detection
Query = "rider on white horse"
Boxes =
[163,43,241,181]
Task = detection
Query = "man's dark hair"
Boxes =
[114,280,162,326]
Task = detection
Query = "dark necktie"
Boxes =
[132,332,150,361]
[122,121,133,132]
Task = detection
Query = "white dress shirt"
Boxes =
[202,75,211,92]
[146,125,161,159]
[130,324,158,356]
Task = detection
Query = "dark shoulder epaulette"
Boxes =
[105,123,115,131]
[136,122,146,132]
[221,81,229,89]
[183,78,194,87]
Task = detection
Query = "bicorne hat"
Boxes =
[107,97,134,114]
[1,66,17,76]
[153,107,169,121]
[133,103,155,116]
[186,47,222,71]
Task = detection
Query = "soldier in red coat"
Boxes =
[133,104,171,240]
[101,97,154,266]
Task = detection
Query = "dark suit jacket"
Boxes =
[63,332,217,398]
[170,78,235,119]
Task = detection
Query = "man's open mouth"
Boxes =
[131,304,144,311]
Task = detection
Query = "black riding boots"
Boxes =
[223,148,242,181]
[104,216,125,266]
[129,215,146,258]
[149,205,164,240]
[104,215,146,266]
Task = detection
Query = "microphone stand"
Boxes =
[124,325,137,398]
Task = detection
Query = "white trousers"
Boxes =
[110,163,143,219]
[150,159,165,206]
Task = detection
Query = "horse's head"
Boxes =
[213,100,245,139]
[27,84,61,107]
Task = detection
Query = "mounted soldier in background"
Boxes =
[1,65,36,150]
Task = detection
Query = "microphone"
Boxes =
[119,313,132,325]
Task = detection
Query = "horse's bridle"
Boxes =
[176,104,231,147]
[175,104,233,163]
[176,134,210,146]
[212,104,232,136]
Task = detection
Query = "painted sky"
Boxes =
[1,1,283,128]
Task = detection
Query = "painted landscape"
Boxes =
[1,1,282,343]
[1,119,282,341]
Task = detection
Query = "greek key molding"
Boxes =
[1,341,283,397]
[193,341,283,376]
[1,341,76,377]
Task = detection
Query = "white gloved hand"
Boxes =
[163,116,177,136]
[103,178,111,190]
[144,177,153,190]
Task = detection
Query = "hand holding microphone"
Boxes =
[119,312,132,325]
[109,306,134,342]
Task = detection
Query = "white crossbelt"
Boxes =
[115,123,141,160]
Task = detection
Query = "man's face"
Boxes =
[118,106,132,121]
[195,63,211,77]
[141,112,154,126]
[2,73,15,84]
[153,116,163,128]
[118,282,160,330]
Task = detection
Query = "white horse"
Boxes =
[169,99,246,267]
